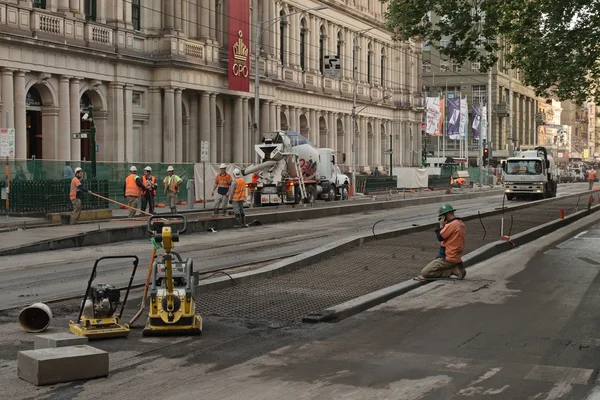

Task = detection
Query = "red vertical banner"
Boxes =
[228,0,251,92]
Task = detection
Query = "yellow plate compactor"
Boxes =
[142,215,202,336]
[69,256,140,339]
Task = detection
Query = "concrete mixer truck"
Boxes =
[242,131,350,206]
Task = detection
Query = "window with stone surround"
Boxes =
[84,0,97,21]
[132,0,141,30]
[132,91,143,107]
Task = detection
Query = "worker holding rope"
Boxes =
[420,204,467,280]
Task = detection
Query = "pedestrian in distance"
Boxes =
[229,168,246,227]
[141,166,157,215]
[124,166,145,218]
[62,161,74,179]
[212,163,232,216]
[163,165,183,214]
[420,203,467,280]
[588,168,596,191]
[70,167,89,224]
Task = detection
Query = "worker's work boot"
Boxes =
[234,215,242,227]
[452,263,467,280]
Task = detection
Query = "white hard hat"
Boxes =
[167,166,174,172]
[233,168,241,177]
[130,166,137,172]
[219,163,227,169]
[144,166,152,172]
[74,167,82,173]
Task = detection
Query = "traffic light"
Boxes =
[483,147,489,166]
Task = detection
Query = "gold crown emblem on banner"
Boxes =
[233,30,248,62]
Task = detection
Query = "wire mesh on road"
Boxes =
[196,194,595,323]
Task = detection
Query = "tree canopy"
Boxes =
[383,0,600,104]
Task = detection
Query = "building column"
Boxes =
[174,88,183,162]
[374,119,381,166]
[69,78,81,161]
[164,0,175,31]
[222,99,233,162]
[14,70,27,160]
[163,87,176,163]
[308,109,316,143]
[242,97,249,163]
[2,69,14,130]
[69,0,80,15]
[58,0,69,13]
[208,0,216,41]
[199,0,209,39]
[123,84,133,162]
[209,93,217,162]
[276,104,282,131]
[174,0,183,32]
[58,76,71,160]
[344,114,352,168]
[182,116,190,162]
[232,97,243,163]
[260,100,269,138]
[269,101,277,133]
[149,87,163,162]
[328,112,336,151]
[107,83,124,161]
[361,117,369,169]
[189,93,199,162]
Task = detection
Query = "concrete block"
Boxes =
[34,333,88,349]
[18,345,108,386]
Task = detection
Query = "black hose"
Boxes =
[372,220,385,239]
[509,214,514,236]
[478,211,487,241]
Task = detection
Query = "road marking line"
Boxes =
[525,365,593,385]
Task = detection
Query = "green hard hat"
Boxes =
[438,203,456,216]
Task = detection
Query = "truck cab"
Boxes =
[317,148,350,201]
[504,147,557,200]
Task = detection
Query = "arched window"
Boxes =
[300,19,307,71]
[319,26,326,74]
[367,42,373,84]
[279,10,286,64]
[380,47,386,87]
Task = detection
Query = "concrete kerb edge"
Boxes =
[313,205,600,323]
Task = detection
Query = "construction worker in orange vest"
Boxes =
[123,166,145,218]
[69,167,88,224]
[141,166,157,215]
[229,168,246,227]
[588,169,596,191]
[212,163,232,216]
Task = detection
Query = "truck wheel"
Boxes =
[326,186,335,202]
[340,185,349,200]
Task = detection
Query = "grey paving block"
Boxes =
[34,333,88,349]
[18,345,108,386]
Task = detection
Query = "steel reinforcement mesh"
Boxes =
[196,194,595,322]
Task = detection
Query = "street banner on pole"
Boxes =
[447,97,460,139]
[459,98,468,140]
[472,106,481,140]
[425,97,443,136]
[481,105,488,141]
[228,0,250,92]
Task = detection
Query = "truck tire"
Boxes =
[326,186,335,202]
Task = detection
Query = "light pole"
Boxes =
[82,104,96,178]
[253,5,327,162]
[351,27,376,194]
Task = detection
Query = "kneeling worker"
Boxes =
[420,203,467,279]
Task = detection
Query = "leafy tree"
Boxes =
[383,0,600,104]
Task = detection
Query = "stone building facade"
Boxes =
[0,0,422,171]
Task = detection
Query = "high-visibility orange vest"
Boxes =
[125,174,142,197]
[232,177,246,201]
[70,177,80,201]
[142,175,156,195]
[215,173,232,187]
[589,170,596,181]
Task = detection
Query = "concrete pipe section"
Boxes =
[18,302,53,333]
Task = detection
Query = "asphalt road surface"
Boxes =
[1,190,600,399]
[0,183,590,311]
